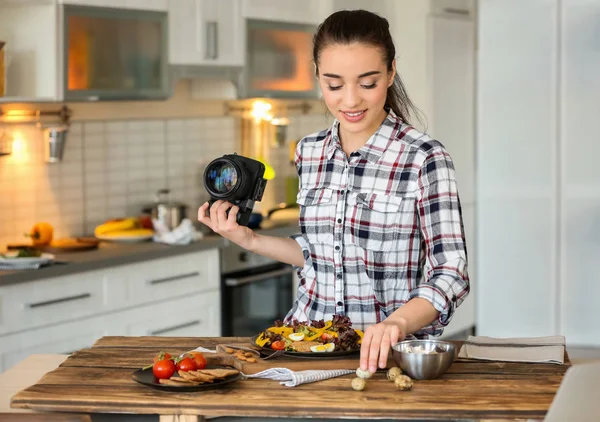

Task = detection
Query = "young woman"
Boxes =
[198,9,470,374]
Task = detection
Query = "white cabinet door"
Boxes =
[558,0,600,347]
[127,290,221,337]
[59,0,168,10]
[242,0,333,25]
[169,0,244,66]
[0,316,116,374]
[428,13,476,338]
[0,269,117,336]
[0,2,60,101]
[428,14,476,205]
[476,0,559,338]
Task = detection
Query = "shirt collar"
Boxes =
[326,109,401,163]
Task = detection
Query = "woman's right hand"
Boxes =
[197,200,256,250]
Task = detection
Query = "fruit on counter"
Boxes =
[26,222,54,246]
[97,228,154,238]
[94,217,154,238]
[138,215,154,230]
[94,217,139,236]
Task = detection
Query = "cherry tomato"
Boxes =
[153,359,175,380]
[321,333,333,342]
[153,352,172,363]
[189,352,207,370]
[271,340,286,350]
[175,356,197,372]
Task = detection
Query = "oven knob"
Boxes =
[239,251,248,262]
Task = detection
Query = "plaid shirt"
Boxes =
[284,110,470,337]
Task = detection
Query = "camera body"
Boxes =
[203,153,268,226]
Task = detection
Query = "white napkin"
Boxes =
[152,218,203,245]
[458,335,566,364]
[190,346,354,387]
[245,367,355,387]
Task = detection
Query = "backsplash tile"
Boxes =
[0,113,331,250]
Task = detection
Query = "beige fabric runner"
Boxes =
[458,335,566,364]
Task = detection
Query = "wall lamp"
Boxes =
[0,105,72,162]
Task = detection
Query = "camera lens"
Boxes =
[206,160,239,195]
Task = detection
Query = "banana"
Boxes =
[94,218,139,237]
[98,228,154,238]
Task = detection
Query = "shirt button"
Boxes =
[300,280,305,285]
[337,273,342,279]
[337,301,343,306]
[340,190,345,195]
[335,245,340,251]
[337,218,342,223]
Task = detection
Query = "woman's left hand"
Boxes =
[359,319,407,373]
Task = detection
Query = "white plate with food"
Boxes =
[0,251,55,265]
[95,233,154,243]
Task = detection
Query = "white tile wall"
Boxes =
[0,113,331,250]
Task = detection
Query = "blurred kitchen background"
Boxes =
[0,0,598,372]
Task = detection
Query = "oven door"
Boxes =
[221,263,295,337]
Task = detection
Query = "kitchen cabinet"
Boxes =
[0,248,221,373]
[477,0,559,339]
[58,0,168,11]
[169,0,245,67]
[557,0,600,347]
[0,0,170,102]
[428,9,476,338]
[241,0,333,25]
[476,0,600,347]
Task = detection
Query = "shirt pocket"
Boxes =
[297,187,336,245]
[347,192,405,252]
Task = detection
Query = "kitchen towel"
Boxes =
[190,346,355,387]
[458,335,566,364]
[244,367,355,387]
[152,218,203,245]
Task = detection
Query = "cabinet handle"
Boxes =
[212,21,219,59]
[26,293,91,309]
[148,271,200,285]
[442,8,470,16]
[206,21,218,60]
[225,267,295,287]
[150,320,202,335]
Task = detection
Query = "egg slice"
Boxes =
[288,333,305,341]
[310,343,335,353]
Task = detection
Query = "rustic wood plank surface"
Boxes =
[10,336,571,421]
[0,413,92,422]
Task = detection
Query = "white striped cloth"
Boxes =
[244,367,355,387]
[191,346,354,387]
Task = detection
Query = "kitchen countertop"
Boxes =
[0,222,300,287]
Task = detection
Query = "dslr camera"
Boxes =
[203,153,268,226]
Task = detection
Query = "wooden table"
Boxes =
[10,336,571,421]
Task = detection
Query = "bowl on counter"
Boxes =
[391,339,456,380]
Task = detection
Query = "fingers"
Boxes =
[227,205,240,226]
[378,325,399,369]
[359,329,373,372]
[197,202,213,230]
[368,329,383,373]
[360,323,402,373]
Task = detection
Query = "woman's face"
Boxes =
[317,42,395,142]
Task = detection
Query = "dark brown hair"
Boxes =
[313,9,424,127]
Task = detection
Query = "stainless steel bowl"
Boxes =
[391,339,456,380]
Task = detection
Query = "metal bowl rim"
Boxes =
[391,339,456,353]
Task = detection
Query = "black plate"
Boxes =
[132,366,242,392]
[250,334,360,359]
